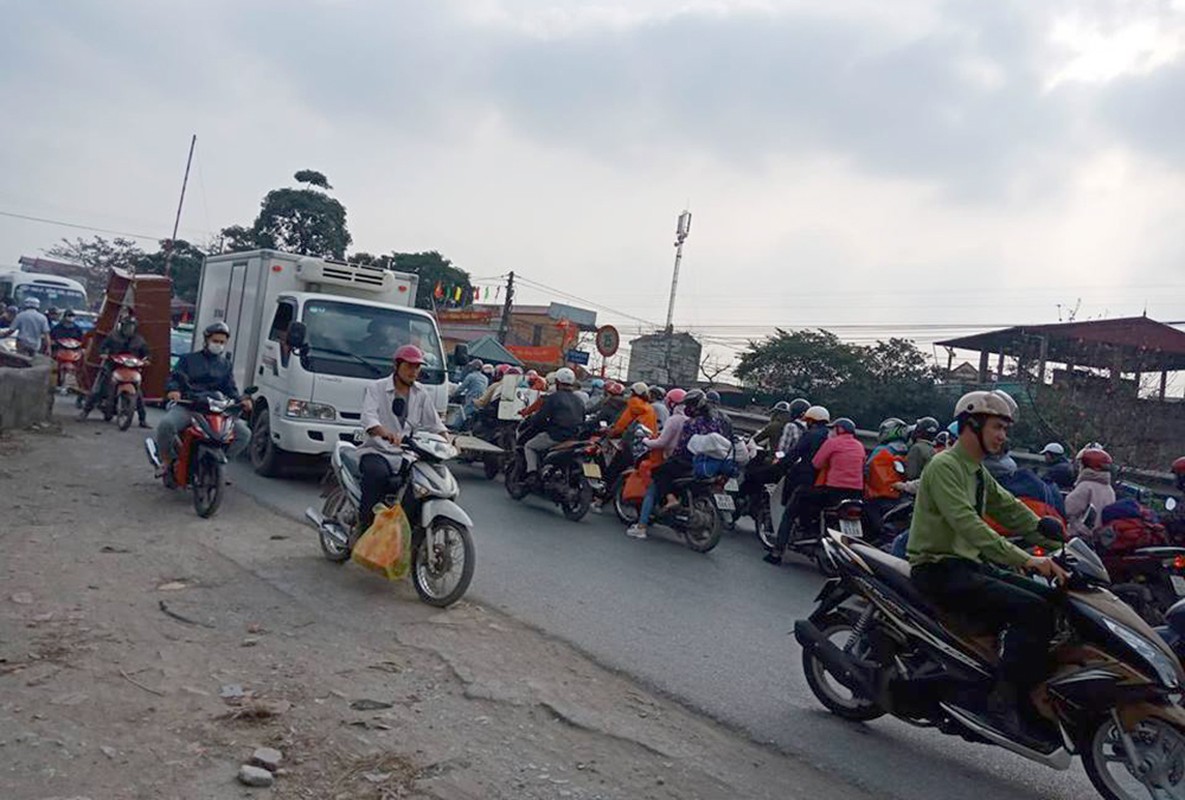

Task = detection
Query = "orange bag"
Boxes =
[623,451,662,503]
[351,503,413,581]
[865,450,905,500]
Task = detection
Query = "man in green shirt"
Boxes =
[908,389,1067,738]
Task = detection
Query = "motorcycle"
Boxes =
[780,490,866,573]
[98,352,147,431]
[305,430,475,608]
[143,388,255,518]
[504,424,599,522]
[797,532,1185,800]
[52,338,84,394]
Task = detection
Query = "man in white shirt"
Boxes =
[12,297,50,357]
[356,344,447,533]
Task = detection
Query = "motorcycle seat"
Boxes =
[849,542,937,614]
[340,447,362,479]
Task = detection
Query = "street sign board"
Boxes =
[566,349,590,365]
[595,325,620,357]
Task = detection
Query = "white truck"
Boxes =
[191,249,449,475]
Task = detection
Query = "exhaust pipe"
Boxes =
[794,619,875,699]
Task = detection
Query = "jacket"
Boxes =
[1064,468,1116,538]
[786,424,829,485]
[812,432,865,490]
[51,322,85,341]
[168,349,239,399]
[1044,458,1076,491]
[644,410,685,458]
[457,370,489,403]
[651,401,669,431]
[905,441,935,481]
[521,389,586,441]
[101,332,149,358]
[590,396,627,427]
[754,412,790,447]
[907,444,1047,568]
[610,395,658,438]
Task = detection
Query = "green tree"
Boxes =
[43,236,146,295]
[217,170,352,258]
[735,328,863,398]
[389,251,471,310]
[139,239,209,304]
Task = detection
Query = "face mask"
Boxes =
[206,342,226,355]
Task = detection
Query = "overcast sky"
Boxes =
[2,0,1184,367]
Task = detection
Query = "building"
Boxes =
[435,302,598,372]
[627,331,702,387]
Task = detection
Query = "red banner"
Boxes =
[436,310,495,323]
[506,345,563,364]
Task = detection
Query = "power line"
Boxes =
[0,209,163,242]
[514,274,660,327]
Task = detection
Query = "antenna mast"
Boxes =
[664,210,692,333]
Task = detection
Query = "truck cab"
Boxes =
[190,250,447,475]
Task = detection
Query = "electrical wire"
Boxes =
[0,209,162,241]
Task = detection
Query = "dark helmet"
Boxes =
[913,416,940,441]
[649,386,666,401]
[789,398,810,419]
[830,417,856,434]
[682,389,707,415]
[877,417,908,444]
[772,400,791,413]
[706,389,721,404]
[204,321,231,338]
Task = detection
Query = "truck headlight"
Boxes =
[286,399,337,421]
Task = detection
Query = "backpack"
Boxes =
[1095,516,1167,553]
[865,449,905,500]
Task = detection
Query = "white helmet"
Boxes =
[22,297,40,309]
[630,381,649,397]
[953,390,1017,423]
[555,367,576,386]
[1040,442,1065,457]
[802,405,831,423]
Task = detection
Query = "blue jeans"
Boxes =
[638,482,659,527]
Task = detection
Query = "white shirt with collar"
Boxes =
[358,375,446,454]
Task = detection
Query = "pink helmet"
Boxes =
[495,364,511,377]
[665,388,687,410]
[605,381,625,397]
[506,366,523,376]
[394,344,425,365]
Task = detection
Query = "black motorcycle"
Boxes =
[797,532,1185,800]
[504,424,598,521]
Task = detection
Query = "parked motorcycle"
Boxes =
[305,430,475,608]
[98,352,147,431]
[143,388,255,518]
[52,338,84,394]
[504,426,599,521]
[797,532,1185,800]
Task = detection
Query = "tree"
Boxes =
[389,251,471,310]
[139,239,210,304]
[735,328,863,398]
[217,170,352,258]
[43,236,146,295]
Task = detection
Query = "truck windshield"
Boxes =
[15,285,88,312]
[301,300,445,384]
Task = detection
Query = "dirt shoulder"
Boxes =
[0,414,874,800]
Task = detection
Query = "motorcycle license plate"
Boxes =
[582,462,602,479]
[724,477,740,492]
[839,518,863,538]
[1172,575,1185,597]
[714,493,735,511]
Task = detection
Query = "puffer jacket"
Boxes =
[1065,468,1116,538]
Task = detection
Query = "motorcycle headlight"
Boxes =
[286,399,337,421]
[1103,617,1181,689]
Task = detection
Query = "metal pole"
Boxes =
[164,134,197,278]
[665,240,684,334]
[497,271,515,344]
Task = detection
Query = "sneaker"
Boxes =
[625,525,648,539]
[763,551,783,565]
[138,420,150,429]
[591,500,604,514]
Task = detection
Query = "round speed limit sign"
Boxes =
[595,325,620,358]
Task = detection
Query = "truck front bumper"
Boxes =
[271,415,360,455]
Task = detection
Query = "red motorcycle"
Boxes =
[144,389,255,518]
[52,338,84,394]
[97,352,148,430]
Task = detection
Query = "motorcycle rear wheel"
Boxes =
[192,459,224,518]
[116,393,135,431]
[1082,714,1185,800]
[613,477,639,525]
[319,486,353,563]
[683,493,722,553]
[412,521,475,608]
[802,610,885,722]
[482,454,501,480]
[560,473,593,521]
[504,459,530,500]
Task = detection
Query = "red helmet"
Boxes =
[665,388,687,410]
[506,366,523,376]
[1172,456,1185,475]
[529,376,547,391]
[495,364,511,377]
[394,344,425,365]
[1079,448,1113,471]
[605,381,625,397]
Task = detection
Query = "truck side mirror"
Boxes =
[452,343,469,366]
[287,321,308,352]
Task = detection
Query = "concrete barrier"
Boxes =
[0,359,53,431]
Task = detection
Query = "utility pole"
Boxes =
[163,134,197,278]
[663,210,691,384]
[497,271,515,344]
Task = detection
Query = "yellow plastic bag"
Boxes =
[352,503,413,581]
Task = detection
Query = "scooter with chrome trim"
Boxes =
[305,427,475,608]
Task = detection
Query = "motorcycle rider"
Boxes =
[50,309,85,344]
[1063,447,1115,539]
[155,322,253,474]
[11,297,51,357]
[649,386,669,431]
[905,416,940,480]
[754,401,793,448]
[1174,456,1185,494]
[589,381,628,427]
[80,314,151,426]
[764,405,832,564]
[704,389,733,439]
[356,344,447,534]
[907,390,1068,741]
[519,367,585,481]
[791,416,866,533]
[1040,443,1076,491]
[451,358,488,430]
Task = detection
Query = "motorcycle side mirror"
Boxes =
[242,385,258,396]
[894,460,907,475]
[287,322,308,352]
[1168,497,1179,512]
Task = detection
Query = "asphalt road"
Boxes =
[211,442,1098,800]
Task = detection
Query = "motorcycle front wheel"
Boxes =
[192,459,224,518]
[319,485,354,563]
[1082,714,1185,800]
[116,393,135,431]
[412,521,475,608]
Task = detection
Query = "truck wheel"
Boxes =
[250,406,287,477]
